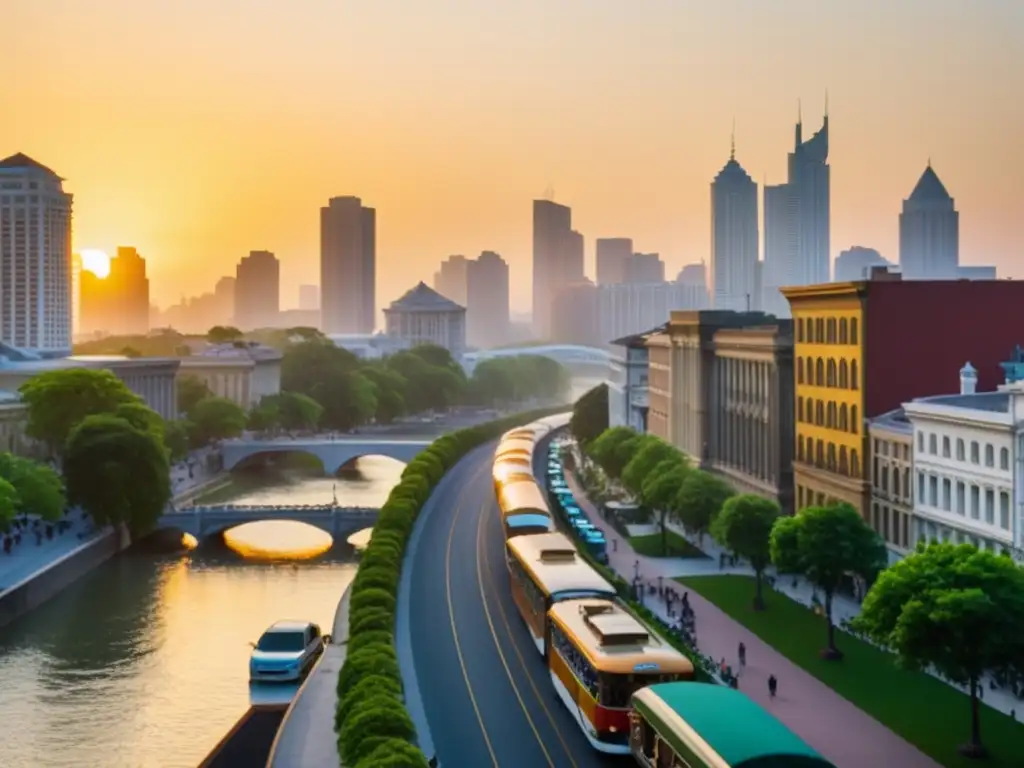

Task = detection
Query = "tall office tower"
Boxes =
[899,164,959,280]
[625,253,666,284]
[532,199,581,339]
[596,238,632,285]
[677,262,708,290]
[433,255,470,305]
[321,196,376,334]
[214,276,236,325]
[234,250,280,330]
[711,139,759,311]
[71,252,82,335]
[0,153,73,358]
[298,284,320,311]
[762,103,830,316]
[466,251,510,348]
[834,246,890,282]
[80,247,150,336]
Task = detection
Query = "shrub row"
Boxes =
[336,407,566,768]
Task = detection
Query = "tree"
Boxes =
[114,401,165,443]
[247,400,280,434]
[273,391,324,431]
[177,375,211,416]
[0,477,18,530]
[281,340,371,428]
[640,459,690,555]
[120,346,142,359]
[338,372,379,428]
[588,426,638,480]
[207,325,243,344]
[854,543,1024,759]
[771,503,887,660]
[163,420,192,462]
[0,453,65,522]
[63,414,171,535]
[188,397,247,446]
[408,343,462,373]
[19,368,142,455]
[712,495,780,609]
[676,470,733,546]
[470,359,517,405]
[621,436,679,497]
[360,365,407,424]
[570,383,609,446]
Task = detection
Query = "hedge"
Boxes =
[336,406,566,766]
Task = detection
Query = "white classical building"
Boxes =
[383,282,466,356]
[608,324,661,431]
[903,364,1024,559]
[178,342,282,410]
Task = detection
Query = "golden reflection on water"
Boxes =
[181,533,199,550]
[223,521,334,559]
[347,527,372,551]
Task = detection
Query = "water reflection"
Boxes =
[224,521,334,560]
[347,527,372,551]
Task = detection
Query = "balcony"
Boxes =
[630,386,649,409]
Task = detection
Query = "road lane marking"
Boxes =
[444,464,500,768]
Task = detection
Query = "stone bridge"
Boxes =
[157,504,379,539]
[221,437,431,474]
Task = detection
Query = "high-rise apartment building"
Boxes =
[234,250,280,330]
[80,247,150,336]
[0,153,73,358]
[532,200,584,339]
[466,251,510,348]
[321,196,376,334]
[899,164,959,280]
[433,255,470,305]
[71,252,82,335]
[711,142,759,311]
[625,253,666,284]
[298,284,319,311]
[596,238,632,285]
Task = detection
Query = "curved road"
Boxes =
[406,442,622,767]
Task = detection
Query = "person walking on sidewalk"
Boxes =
[738,641,746,670]
[768,674,778,699]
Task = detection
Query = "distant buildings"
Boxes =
[711,141,759,311]
[80,247,150,337]
[595,238,633,285]
[609,324,662,433]
[625,253,665,284]
[899,164,960,280]
[178,342,282,410]
[433,255,470,306]
[466,251,510,348]
[384,282,466,355]
[321,196,376,334]
[0,153,73,358]
[833,246,890,282]
[71,253,82,335]
[328,332,411,360]
[234,250,280,331]
[298,284,319,311]
[677,263,707,289]
[156,276,235,334]
[532,200,584,340]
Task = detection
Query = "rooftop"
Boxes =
[907,164,952,204]
[0,152,59,177]
[611,322,668,349]
[911,391,1010,414]
[869,407,912,434]
[506,533,615,598]
[190,342,283,362]
[0,355,180,373]
[385,282,465,313]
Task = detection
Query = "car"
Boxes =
[249,620,327,683]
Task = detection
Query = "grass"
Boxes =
[677,574,1024,768]
[629,530,708,559]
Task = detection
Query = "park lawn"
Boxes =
[677,574,1024,768]
[629,530,707,559]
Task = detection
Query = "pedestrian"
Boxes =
[428,757,438,768]
[768,674,777,699]
[738,641,746,668]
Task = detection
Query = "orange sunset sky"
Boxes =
[4,0,1022,314]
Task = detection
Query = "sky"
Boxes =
[4,0,1023,313]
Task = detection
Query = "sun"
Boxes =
[79,248,110,279]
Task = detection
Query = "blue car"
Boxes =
[249,620,326,683]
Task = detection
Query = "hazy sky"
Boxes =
[4,0,1022,312]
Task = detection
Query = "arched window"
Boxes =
[1000,447,1010,470]
[815,400,825,425]
[827,359,837,387]
[815,440,825,467]
[850,359,859,389]
[839,404,849,431]
[851,449,860,477]
[827,318,837,343]
[827,402,836,428]
[797,319,805,343]
[851,405,859,434]
[797,358,805,384]
[839,446,849,475]
[942,436,950,458]
[850,318,859,344]
[806,357,815,385]
[815,358,824,383]
[827,443,837,471]
[985,444,994,467]
[956,439,965,461]
[797,396,805,422]
[839,318,848,344]
[929,434,937,455]
[838,359,848,388]
[798,436,805,461]
[816,318,825,340]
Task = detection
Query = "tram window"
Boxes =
[656,737,676,768]
[550,623,599,698]
[602,673,676,709]
[510,558,545,619]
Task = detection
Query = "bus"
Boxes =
[493,456,536,487]
[630,683,836,768]
[548,599,695,754]
[496,478,553,538]
[496,439,535,458]
[506,532,617,654]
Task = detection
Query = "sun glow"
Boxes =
[79,248,110,278]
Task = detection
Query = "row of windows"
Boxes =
[873,438,911,462]
[797,356,859,390]
[797,398,860,435]
[796,316,859,345]
[871,502,912,550]
[917,432,1010,470]
[797,485,840,510]
[873,460,912,503]
[797,437,861,478]
[550,622,600,700]
[508,555,546,621]
[916,472,1012,530]
[916,519,1014,556]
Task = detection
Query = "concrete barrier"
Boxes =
[0,525,131,629]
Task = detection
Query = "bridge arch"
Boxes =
[221,438,431,475]
[461,344,614,375]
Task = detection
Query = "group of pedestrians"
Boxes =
[1,509,91,556]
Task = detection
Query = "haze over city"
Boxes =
[5,0,1023,311]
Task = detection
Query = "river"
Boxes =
[0,456,405,768]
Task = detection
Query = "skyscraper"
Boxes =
[81,247,150,336]
[234,250,280,330]
[596,238,632,284]
[763,103,831,315]
[433,255,470,305]
[711,138,758,311]
[466,251,510,348]
[899,164,959,280]
[532,199,583,339]
[0,153,73,358]
[625,253,666,284]
[298,284,319,311]
[71,252,82,335]
[321,196,376,334]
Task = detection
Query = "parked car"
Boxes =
[249,620,328,683]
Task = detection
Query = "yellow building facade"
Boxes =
[783,283,870,517]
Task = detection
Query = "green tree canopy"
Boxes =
[188,397,248,446]
[0,476,19,530]
[63,414,171,535]
[621,436,679,497]
[853,543,1024,759]
[247,400,279,433]
[570,383,609,446]
[588,426,639,480]
[640,459,690,555]
[771,503,887,659]
[0,453,64,522]
[408,343,462,373]
[207,325,243,344]
[163,420,192,462]
[114,401,165,443]
[177,375,211,416]
[676,470,733,545]
[281,340,373,429]
[359,364,407,424]
[19,368,142,455]
[469,358,518,405]
[712,494,781,609]
[271,391,324,431]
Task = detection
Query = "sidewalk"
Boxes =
[564,470,940,768]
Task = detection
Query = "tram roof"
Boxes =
[493,457,534,482]
[496,440,534,458]
[507,533,613,598]
[497,479,551,517]
[632,683,833,768]
[548,598,694,676]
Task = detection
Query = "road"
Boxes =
[407,440,624,768]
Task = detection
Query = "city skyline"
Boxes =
[5,2,1022,313]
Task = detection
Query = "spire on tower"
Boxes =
[730,118,736,160]
[798,98,802,125]
[824,89,829,119]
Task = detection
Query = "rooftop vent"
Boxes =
[539,547,576,562]
[580,603,650,646]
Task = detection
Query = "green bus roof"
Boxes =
[634,683,834,768]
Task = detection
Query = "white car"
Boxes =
[249,620,327,683]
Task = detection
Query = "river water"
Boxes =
[0,456,405,768]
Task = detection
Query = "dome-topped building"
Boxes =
[383,282,467,356]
